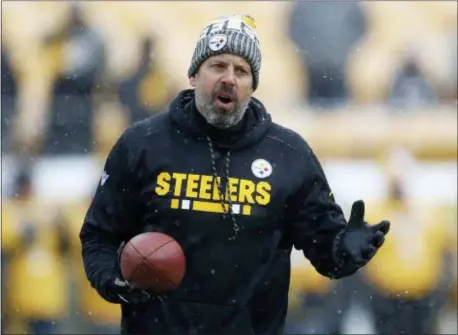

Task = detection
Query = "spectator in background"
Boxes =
[1,45,18,153]
[2,169,71,334]
[288,1,367,109]
[362,148,454,335]
[387,56,438,109]
[43,2,106,155]
[118,36,177,123]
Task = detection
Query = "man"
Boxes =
[80,14,390,335]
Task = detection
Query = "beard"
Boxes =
[195,83,250,129]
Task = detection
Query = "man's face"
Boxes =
[190,54,253,129]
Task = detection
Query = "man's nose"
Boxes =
[221,68,236,86]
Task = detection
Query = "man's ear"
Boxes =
[189,76,196,87]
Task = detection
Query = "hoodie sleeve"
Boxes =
[80,129,142,303]
[286,150,359,279]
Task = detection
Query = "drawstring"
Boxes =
[206,136,240,239]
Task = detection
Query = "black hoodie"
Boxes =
[80,89,359,334]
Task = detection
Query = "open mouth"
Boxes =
[216,95,233,104]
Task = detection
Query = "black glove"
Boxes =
[105,242,157,304]
[334,200,390,267]
[107,276,153,304]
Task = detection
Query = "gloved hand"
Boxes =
[334,200,390,267]
[107,275,152,304]
[105,241,154,304]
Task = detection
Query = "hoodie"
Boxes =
[80,89,358,334]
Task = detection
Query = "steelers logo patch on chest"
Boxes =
[251,159,273,179]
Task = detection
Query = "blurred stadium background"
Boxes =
[1,1,456,334]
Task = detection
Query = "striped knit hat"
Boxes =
[187,14,262,90]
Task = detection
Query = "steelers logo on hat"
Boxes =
[208,34,228,51]
[251,159,273,179]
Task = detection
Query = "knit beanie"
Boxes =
[187,14,262,90]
